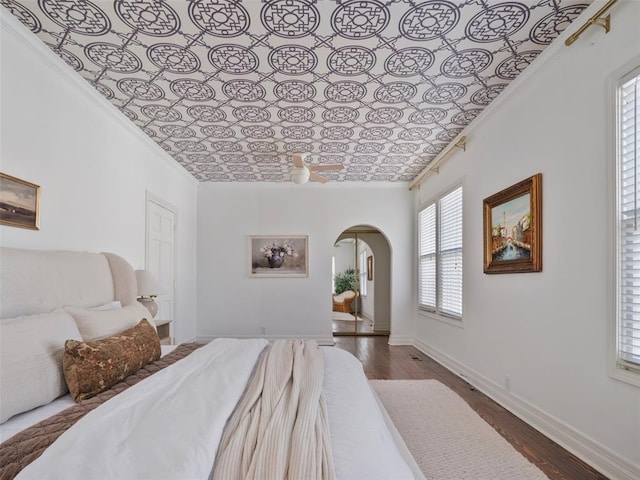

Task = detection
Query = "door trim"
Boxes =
[145,190,177,322]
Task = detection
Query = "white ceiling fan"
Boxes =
[289,154,344,184]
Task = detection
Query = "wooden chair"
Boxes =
[332,290,356,313]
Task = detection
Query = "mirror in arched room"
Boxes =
[331,226,391,337]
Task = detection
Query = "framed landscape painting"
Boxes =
[250,235,308,278]
[483,173,542,274]
[0,173,40,230]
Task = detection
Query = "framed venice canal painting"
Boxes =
[483,174,542,274]
[250,235,308,278]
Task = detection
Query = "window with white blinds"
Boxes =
[419,186,463,319]
[617,67,640,372]
[359,250,367,296]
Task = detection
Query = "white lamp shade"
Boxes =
[135,269,160,297]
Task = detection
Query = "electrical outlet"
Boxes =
[260,326,266,335]
[505,374,511,392]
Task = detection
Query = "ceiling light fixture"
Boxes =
[290,166,310,184]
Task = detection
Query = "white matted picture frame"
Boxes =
[250,235,308,278]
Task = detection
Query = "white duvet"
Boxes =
[16,339,417,480]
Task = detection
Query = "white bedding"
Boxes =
[323,347,419,480]
[6,341,418,480]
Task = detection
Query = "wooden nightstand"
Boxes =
[154,319,173,345]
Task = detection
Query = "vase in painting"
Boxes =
[267,254,285,268]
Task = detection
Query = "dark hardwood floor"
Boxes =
[332,316,374,334]
[333,336,608,480]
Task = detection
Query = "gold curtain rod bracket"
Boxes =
[565,0,618,46]
[455,138,467,151]
[593,14,611,33]
[408,135,468,190]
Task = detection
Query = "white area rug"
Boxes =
[370,380,549,480]
[331,311,356,321]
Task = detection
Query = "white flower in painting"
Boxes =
[260,241,296,259]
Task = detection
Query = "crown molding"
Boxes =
[1,9,197,186]
[409,0,611,191]
[460,0,611,134]
[199,180,411,190]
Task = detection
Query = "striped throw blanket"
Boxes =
[213,340,335,480]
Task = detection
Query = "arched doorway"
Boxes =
[332,225,391,337]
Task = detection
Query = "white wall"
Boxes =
[358,240,375,319]
[413,2,640,478]
[197,182,413,344]
[333,240,355,283]
[0,15,199,342]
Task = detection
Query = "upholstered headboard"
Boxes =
[0,247,137,319]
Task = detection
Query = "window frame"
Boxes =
[418,183,464,322]
[611,61,640,387]
[331,256,336,294]
[359,249,368,297]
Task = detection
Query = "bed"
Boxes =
[0,247,423,479]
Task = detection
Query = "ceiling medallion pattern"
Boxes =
[148,43,201,73]
[2,0,591,182]
[40,0,111,35]
[115,1,180,36]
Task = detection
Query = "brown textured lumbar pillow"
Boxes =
[63,319,161,402]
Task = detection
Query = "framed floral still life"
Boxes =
[0,172,40,230]
[483,173,542,274]
[250,235,308,277]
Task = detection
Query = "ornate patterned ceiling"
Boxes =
[3,0,590,183]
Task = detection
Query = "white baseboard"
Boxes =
[388,335,414,345]
[413,339,640,480]
[196,334,335,346]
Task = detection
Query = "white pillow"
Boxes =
[64,303,157,341]
[89,300,122,311]
[0,310,83,424]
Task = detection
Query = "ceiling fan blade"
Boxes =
[308,163,344,172]
[291,154,305,168]
[309,172,329,184]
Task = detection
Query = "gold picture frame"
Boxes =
[367,255,373,281]
[483,173,542,274]
[0,172,40,230]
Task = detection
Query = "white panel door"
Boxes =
[146,198,175,331]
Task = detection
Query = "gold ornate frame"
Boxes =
[483,173,542,274]
[0,172,40,230]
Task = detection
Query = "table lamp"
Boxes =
[135,269,160,318]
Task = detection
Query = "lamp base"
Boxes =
[137,297,158,318]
